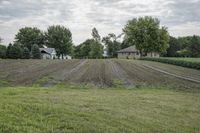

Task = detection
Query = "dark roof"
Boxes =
[117,46,139,53]
[39,48,56,54]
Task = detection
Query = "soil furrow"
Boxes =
[107,60,133,86]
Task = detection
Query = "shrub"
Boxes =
[22,47,30,59]
[31,44,41,59]
[140,57,200,70]
[0,45,7,59]
[9,44,23,59]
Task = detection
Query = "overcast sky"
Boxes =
[0,0,200,45]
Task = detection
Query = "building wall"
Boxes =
[118,52,160,59]
[147,52,160,58]
[41,53,51,59]
[118,52,141,59]
[41,53,56,59]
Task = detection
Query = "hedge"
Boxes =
[140,58,200,70]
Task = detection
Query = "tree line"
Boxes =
[0,25,72,59]
[163,36,200,57]
[0,16,200,59]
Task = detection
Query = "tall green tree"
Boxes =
[80,39,93,58]
[0,45,7,59]
[31,44,41,59]
[9,43,23,59]
[102,33,121,58]
[189,35,200,57]
[15,27,44,51]
[92,27,101,42]
[165,36,181,57]
[123,16,169,56]
[22,47,31,59]
[73,45,82,58]
[89,41,103,58]
[45,25,73,59]
[90,28,103,58]
[6,43,12,58]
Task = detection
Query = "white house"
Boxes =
[39,48,57,59]
[58,55,72,60]
[39,48,72,59]
[117,46,160,59]
[103,47,108,57]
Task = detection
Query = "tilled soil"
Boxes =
[0,59,199,90]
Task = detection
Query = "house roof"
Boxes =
[39,48,56,54]
[117,46,139,53]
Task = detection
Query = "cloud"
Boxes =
[0,0,200,45]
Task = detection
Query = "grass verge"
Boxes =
[140,57,200,69]
[0,84,199,133]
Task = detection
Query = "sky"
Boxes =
[0,0,200,45]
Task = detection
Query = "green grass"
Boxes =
[162,57,200,63]
[141,57,200,69]
[0,84,199,133]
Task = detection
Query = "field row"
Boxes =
[0,59,200,90]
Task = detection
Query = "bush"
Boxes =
[0,45,7,59]
[31,44,41,59]
[9,44,23,59]
[140,57,200,70]
[22,47,30,59]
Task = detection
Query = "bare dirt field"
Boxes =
[0,59,200,90]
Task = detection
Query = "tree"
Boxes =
[0,45,7,59]
[45,25,73,59]
[22,47,31,59]
[189,35,200,57]
[6,43,12,58]
[9,43,22,59]
[164,36,200,57]
[15,27,44,51]
[80,39,93,58]
[102,33,121,58]
[123,16,169,56]
[73,28,103,59]
[31,44,41,59]
[92,27,101,42]
[89,40,103,58]
[164,36,181,57]
[90,28,103,58]
[73,45,82,58]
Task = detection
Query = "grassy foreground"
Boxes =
[0,85,200,133]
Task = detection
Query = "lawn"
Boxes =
[162,57,200,63]
[0,84,200,133]
[141,57,200,69]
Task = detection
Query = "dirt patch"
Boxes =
[143,64,200,84]
[70,60,114,87]
[42,60,88,87]
[115,60,200,89]
[106,60,133,86]
[0,59,199,89]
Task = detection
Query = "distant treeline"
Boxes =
[0,16,200,59]
[163,36,200,57]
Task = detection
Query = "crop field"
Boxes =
[0,59,200,132]
[0,59,200,90]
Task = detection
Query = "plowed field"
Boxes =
[0,59,199,90]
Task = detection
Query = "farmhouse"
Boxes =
[39,48,57,59]
[39,48,72,59]
[117,46,160,59]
